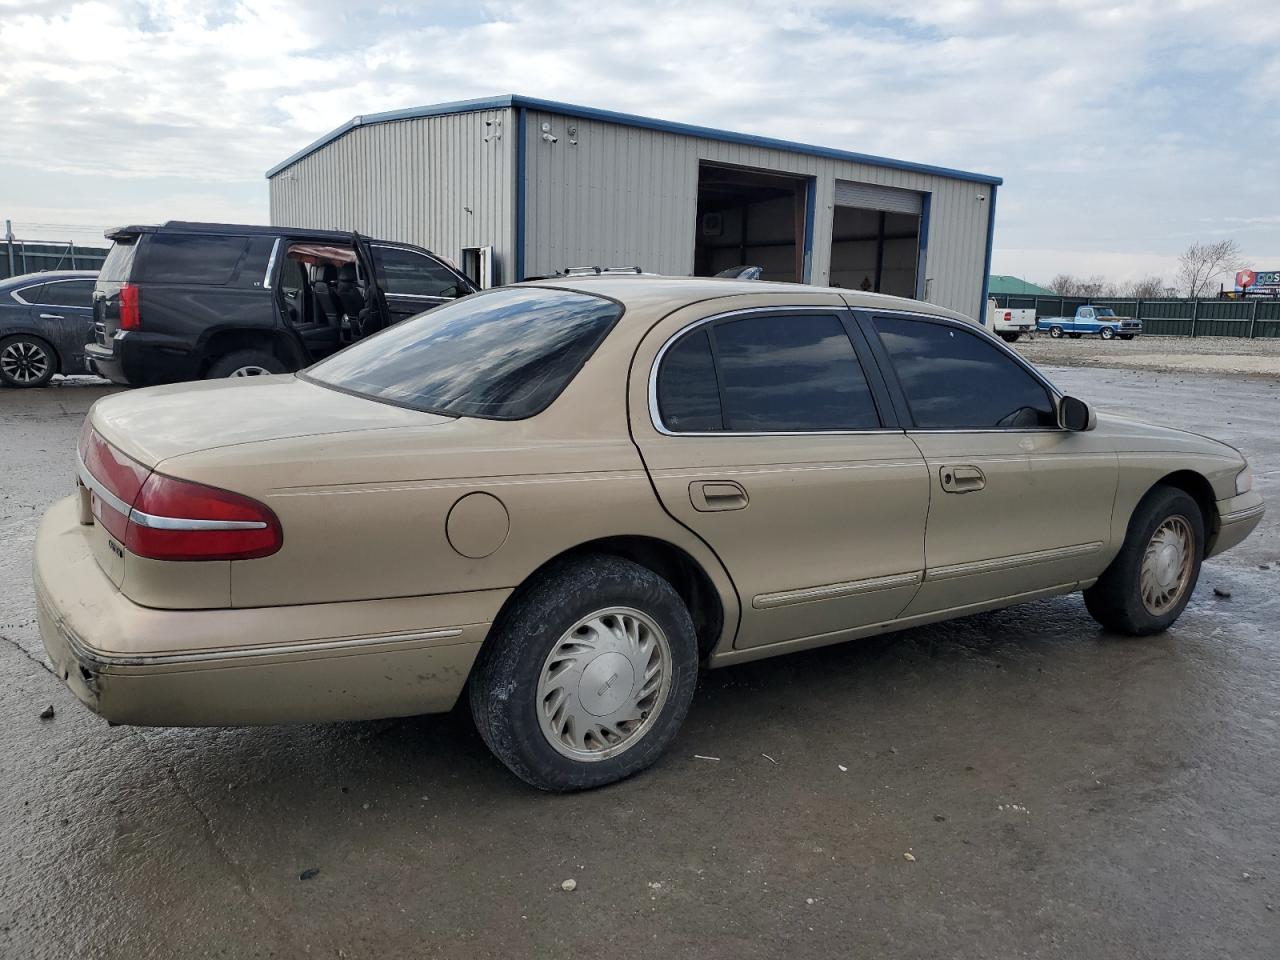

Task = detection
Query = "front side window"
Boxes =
[873,315,1056,429]
[34,279,94,308]
[655,312,881,433]
[372,246,466,298]
[305,287,621,419]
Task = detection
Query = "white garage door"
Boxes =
[833,180,923,216]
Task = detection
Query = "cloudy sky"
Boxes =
[1,0,1275,286]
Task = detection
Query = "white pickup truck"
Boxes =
[985,298,1036,342]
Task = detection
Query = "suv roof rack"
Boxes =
[558,266,645,276]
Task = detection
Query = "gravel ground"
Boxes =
[2,371,1278,960]
[1016,335,1280,377]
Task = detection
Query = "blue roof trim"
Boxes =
[265,94,1003,186]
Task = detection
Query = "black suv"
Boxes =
[85,221,477,385]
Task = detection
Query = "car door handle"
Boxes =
[940,464,986,493]
[690,480,749,512]
[39,313,65,320]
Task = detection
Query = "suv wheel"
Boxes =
[0,334,56,388]
[206,349,288,379]
[469,555,699,791]
[1083,486,1204,635]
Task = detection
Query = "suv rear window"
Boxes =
[140,234,251,285]
[305,287,622,419]
[99,238,139,282]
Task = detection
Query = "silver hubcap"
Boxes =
[229,365,271,377]
[1140,515,1194,615]
[536,607,671,762]
[1,340,50,383]
[1101,327,1114,339]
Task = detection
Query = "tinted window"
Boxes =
[874,315,1055,429]
[657,329,723,431]
[372,246,464,298]
[712,313,880,431]
[13,283,44,304]
[99,238,138,282]
[140,234,251,285]
[33,279,94,308]
[306,287,621,419]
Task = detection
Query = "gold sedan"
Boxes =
[34,277,1264,790]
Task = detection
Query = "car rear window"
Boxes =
[99,237,139,282]
[305,287,623,419]
[139,234,251,285]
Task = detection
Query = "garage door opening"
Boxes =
[694,163,808,282]
[828,182,923,298]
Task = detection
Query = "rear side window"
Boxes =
[306,287,622,419]
[98,238,138,282]
[656,313,881,433]
[140,234,251,285]
[372,246,465,297]
[873,315,1056,429]
[33,279,94,308]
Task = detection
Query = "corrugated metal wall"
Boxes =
[269,108,515,282]
[522,109,992,318]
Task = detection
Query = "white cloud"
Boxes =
[0,0,1277,282]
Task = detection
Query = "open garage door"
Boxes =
[829,180,923,298]
[694,163,809,282]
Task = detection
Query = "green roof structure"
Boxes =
[988,275,1056,296]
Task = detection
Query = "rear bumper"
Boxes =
[85,333,201,386]
[34,496,503,726]
[1208,491,1265,558]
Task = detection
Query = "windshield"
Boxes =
[305,286,623,419]
[98,237,138,282]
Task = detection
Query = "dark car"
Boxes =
[0,270,98,388]
[85,222,477,386]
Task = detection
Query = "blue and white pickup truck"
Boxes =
[1037,306,1142,340]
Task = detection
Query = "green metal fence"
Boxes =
[2,240,109,281]
[991,294,1280,339]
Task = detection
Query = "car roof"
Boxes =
[522,274,974,324]
[106,221,357,243]
[0,270,98,289]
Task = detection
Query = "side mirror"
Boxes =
[1058,395,1096,432]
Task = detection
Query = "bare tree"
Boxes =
[1176,240,1244,298]
[1121,276,1167,298]
[1048,273,1082,296]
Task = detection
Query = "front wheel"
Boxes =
[1084,486,1204,635]
[1100,326,1115,340]
[1049,326,1064,339]
[0,334,56,388]
[469,555,699,791]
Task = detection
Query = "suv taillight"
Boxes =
[119,283,140,330]
[80,427,282,561]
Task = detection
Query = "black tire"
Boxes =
[1100,326,1115,340]
[1084,486,1204,636]
[0,334,57,388]
[1068,332,1082,339]
[205,349,288,379]
[999,332,1020,343]
[1120,334,1135,341]
[1049,326,1064,339]
[469,555,699,791]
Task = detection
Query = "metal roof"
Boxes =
[988,275,1056,296]
[265,94,1003,186]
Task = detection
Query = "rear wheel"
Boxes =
[469,555,699,791]
[1049,326,1064,339]
[1084,486,1204,635]
[1100,326,1115,340]
[0,334,56,388]
[998,332,1020,343]
[205,349,288,379]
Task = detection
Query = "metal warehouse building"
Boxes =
[267,94,1001,319]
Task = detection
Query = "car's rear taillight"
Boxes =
[119,283,140,330]
[1003,311,1012,322]
[78,426,282,561]
[125,473,282,561]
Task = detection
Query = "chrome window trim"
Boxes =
[77,453,267,531]
[647,305,897,438]
[263,237,281,290]
[11,277,92,307]
[370,243,463,298]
